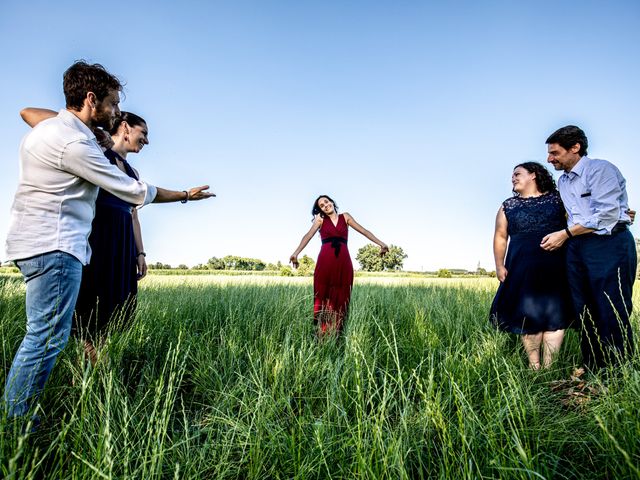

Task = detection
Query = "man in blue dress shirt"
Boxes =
[540,125,635,370]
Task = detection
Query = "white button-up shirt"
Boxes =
[5,109,157,264]
[558,156,631,235]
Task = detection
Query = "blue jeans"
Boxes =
[3,251,82,418]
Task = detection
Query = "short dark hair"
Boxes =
[311,194,338,219]
[109,111,147,135]
[514,162,557,195]
[63,60,123,111]
[545,125,588,156]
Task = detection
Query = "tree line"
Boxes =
[148,244,408,273]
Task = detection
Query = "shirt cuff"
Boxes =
[583,215,617,234]
[142,184,157,206]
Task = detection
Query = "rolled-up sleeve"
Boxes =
[583,162,621,232]
[62,139,157,206]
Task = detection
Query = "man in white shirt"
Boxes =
[3,61,213,424]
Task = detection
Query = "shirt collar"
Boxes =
[561,155,589,180]
[58,109,97,141]
[569,155,589,176]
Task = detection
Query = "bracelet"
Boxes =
[137,252,146,257]
[181,190,189,204]
[565,227,573,238]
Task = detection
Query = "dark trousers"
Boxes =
[566,229,636,369]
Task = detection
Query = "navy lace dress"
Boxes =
[490,191,574,334]
[74,149,140,339]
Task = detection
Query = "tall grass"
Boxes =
[1,274,639,479]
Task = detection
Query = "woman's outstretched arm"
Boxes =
[20,107,57,127]
[343,213,388,254]
[493,206,509,282]
[153,186,214,203]
[21,107,114,149]
[290,215,323,267]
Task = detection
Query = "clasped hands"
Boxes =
[540,230,569,251]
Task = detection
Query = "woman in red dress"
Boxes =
[290,195,388,335]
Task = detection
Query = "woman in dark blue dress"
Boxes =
[20,106,214,364]
[490,162,573,369]
[74,112,150,359]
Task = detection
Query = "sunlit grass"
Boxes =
[1,274,639,479]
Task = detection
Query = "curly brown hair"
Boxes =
[63,60,123,111]
[514,162,557,194]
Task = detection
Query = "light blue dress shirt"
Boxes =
[5,109,157,264]
[558,156,630,235]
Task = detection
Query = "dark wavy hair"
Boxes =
[514,162,557,195]
[109,111,147,135]
[545,125,588,156]
[63,60,123,111]
[311,194,338,219]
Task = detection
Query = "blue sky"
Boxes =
[1,0,639,271]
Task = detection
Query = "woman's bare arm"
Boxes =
[153,186,215,203]
[493,206,509,282]
[290,215,323,267]
[132,208,147,280]
[20,107,56,127]
[343,212,388,254]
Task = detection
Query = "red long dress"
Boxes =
[314,214,354,333]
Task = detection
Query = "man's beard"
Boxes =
[93,108,114,130]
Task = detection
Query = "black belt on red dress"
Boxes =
[322,237,347,257]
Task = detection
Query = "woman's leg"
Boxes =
[522,333,543,369]
[83,340,98,366]
[541,329,565,368]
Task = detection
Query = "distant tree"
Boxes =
[220,255,266,271]
[207,257,225,270]
[280,265,294,276]
[296,255,316,276]
[250,259,266,271]
[476,267,488,276]
[357,245,383,271]
[239,257,265,271]
[450,269,470,275]
[192,263,209,270]
[221,255,240,269]
[437,269,452,278]
[177,264,188,270]
[384,245,408,271]
[356,244,407,271]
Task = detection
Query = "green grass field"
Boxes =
[1,274,639,479]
